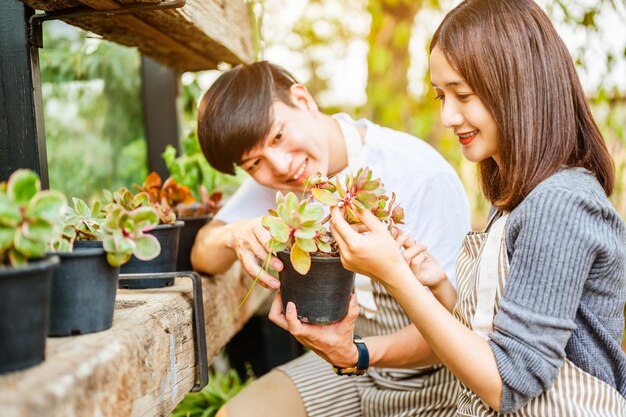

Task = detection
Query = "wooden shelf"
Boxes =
[0,264,271,417]
[20,0,255,72]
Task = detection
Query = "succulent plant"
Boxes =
[261,167,405,275]
[0,169,67,267]
[304,167,405,229]
[134,171,222,219]
[101,204,161,267]
[104,186,176,225]
[53,196,161,267]
[261,192,330,275]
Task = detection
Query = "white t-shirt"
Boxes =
[216,113,470,316]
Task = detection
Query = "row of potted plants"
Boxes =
[0,161,223,374]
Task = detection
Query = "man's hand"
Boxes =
[226,218,284,289]
[269,292,360,368]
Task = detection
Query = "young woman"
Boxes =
[270,0,626,414]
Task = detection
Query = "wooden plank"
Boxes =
[0,2,49,186]
[19,0,254,71]
[0,264,272,417]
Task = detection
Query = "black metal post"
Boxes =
[141,56,180,179]
[0,1,49,187]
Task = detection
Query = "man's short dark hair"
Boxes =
[197,61,300,175]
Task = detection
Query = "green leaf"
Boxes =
[8,249,27,267]
[295,237,317,252]
[311,188,339,206]
[27,190,67,224]
[290,244,311,275]
[14,229,48,258]
[361,180,381,191]
[294,227,317,239]
[0,193,21,227]
[128,206,159,230]
[0,225,15,251]
[268,238,288,252]
[106,251,130,267]
[269,221,290,243]
[316,239,331,253]
[284,192,299,213]
[21,219,59,243]
[7,169,40,206]
[73,197,91,217]
[355,191,378,209]
[133,235,161,260]
[133,192,150,207]
[300,202,324,222]
[261,215,280,228]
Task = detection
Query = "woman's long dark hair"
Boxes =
[430,0,614,211]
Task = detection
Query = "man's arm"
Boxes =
[191,219,238,275]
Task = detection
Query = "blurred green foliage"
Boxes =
[168,369,251,417]
[279,0,626,228]
[40,25,147,201]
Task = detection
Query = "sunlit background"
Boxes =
[41,0,626,230]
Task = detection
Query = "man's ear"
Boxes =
[289,84,319,113]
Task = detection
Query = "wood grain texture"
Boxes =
[19,0,254,71]
[0,263,271,417]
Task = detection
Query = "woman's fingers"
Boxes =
[354,207,388,233]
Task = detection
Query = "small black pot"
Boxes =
[48,241,119,336]
[277,251,355,324]
[0,256,59,374]
[176,214,211,271]
[119,221,184,289]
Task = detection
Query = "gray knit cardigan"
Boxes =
[486,167,626,412]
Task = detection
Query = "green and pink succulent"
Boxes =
[54,195,161,267]
[262,192,330,275]
[0,169,67,267]
[262,166,405,275]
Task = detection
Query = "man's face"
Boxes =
[237,97,330,192]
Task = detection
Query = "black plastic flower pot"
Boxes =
[277,251,356,324]
[119,221,184,289]
[176,214,211,271]
[48,241,119,336]
[0,256,59,374]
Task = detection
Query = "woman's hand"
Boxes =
[330,206,413,285]
[401,239,448,290]
[268,292,361,368]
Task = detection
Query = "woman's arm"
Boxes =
[330,207,504,411]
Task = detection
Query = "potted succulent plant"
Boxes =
[262,167,404,324]
[162,145,224,271]
[48,196,160,336]
[0,169,66,373]
[107,185,183,288]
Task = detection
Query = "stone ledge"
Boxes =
[0,264,271,417]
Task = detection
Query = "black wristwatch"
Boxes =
[332,335,369,376]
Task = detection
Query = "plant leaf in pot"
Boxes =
[107,183,182,288]
[0,169,65,373]
[261,167,405,324]
[48,196,161,336]
[262,192,354,324]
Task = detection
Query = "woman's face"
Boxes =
[429,46,500,165]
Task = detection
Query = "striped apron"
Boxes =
[454,213,626,416]
[278,280,458,417]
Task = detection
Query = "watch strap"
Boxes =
[332,335,369,376]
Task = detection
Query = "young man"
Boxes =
[192,61,470,417]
